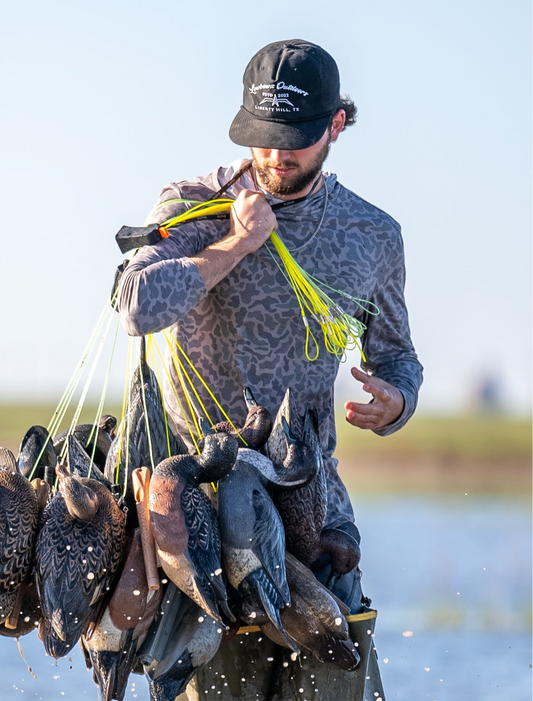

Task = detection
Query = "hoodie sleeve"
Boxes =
[116,184,220,336]
[360,227,423,436]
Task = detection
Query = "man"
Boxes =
[118,39,422,700]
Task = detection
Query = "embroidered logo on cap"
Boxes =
[249,82,308,114]
[259,94,294,108]
[249,82,309,96]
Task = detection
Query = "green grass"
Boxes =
[335,412,532,461]
[1,402,530,461]
[0,403,122,456]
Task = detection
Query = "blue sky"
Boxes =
[0,0,531,414]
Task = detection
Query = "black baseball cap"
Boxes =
[229,39,341,150]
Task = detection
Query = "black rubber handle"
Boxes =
[115,223,163,253]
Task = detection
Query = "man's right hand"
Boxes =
[229,190,278,254]
[191,189,278,292]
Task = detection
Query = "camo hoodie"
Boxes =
[117,159,423,528]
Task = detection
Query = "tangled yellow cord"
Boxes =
[159,197,379,361]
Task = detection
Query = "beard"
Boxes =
[251,138,331,197]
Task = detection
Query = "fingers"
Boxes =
[344,407,381,430]
[230,190,278,251]
[346,369,405,430]
[350,367,391,402]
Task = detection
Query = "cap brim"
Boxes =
[229,107,330,150]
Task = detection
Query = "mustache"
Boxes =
[255,160,300,170]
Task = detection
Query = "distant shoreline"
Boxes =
[338,456,531,495]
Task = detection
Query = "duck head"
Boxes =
[157,432,238,485]
[195,432,239,483]
[239,387,273,449]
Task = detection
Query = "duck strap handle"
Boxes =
[132,467,160,591]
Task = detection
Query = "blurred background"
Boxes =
[0,1,531,699]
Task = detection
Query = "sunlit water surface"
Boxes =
[0,494,530,701]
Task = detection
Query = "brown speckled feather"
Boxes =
[0,448,39,618]
[35,477,126,656]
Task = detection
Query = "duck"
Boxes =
[105,339,188,529]
[17,425,57,486]
[266,390,322,490]
[35,465,126,658]
[0,476,49,639]
[0,447,40,624]
[268,390,361,577]
[210,387,272,451]
[259,553,360,671]
[53,415,117,472]
[217,448,298,652]
[142,582,223,701]
[66,435,111,487]
[0,579,41,640]
[81,528,163,701]
[149,431,238,624]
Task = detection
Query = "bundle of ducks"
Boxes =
[0,346,362,701]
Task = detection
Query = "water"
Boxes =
[355,494,532,701]
[0,494,530,700]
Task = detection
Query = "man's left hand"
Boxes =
[344,367,404,430]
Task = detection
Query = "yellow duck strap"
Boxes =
[158,197,379,362]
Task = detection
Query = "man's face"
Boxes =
[251,127,331,199]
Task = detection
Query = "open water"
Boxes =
[0,494,530,701]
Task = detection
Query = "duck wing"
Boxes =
[181,485,232,622]
[146,596,222,701]
[54,424,112,471]
[0,454,39,606]
[274,455,327,566]
[250,488,289,604]
[67,436,111,487]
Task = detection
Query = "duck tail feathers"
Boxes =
[90,640,137,701]
[246,570,299,654]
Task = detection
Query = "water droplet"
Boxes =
[87,572,95,580]
[335,617,342,625]
[290,652,298,661]
[88,546,93,552]
[299,689,304,693]
[267,657,274,662]
[215,568,222,576]
[24,617,30,623]
[66,546,71,550]
[161,578,168,583]
[133,590,141,596]
[198,616,205,623]
[283,662,289,668]
[217,628,222,634]
[241,678,246,683]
